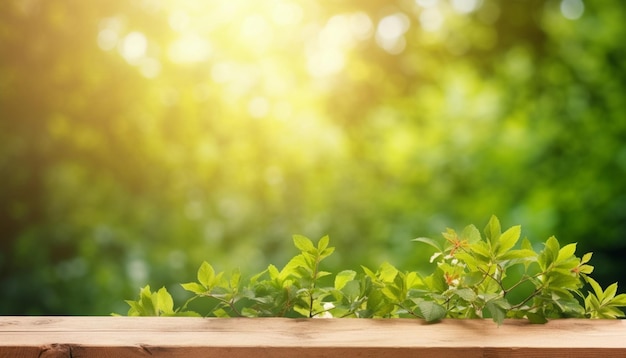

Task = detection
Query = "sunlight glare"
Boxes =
[240,14,274,53]
[348,12,374,40]
[119,31,148,64]
[271,1,303,26]
[376,13,410,54]
[249,96,270,118]
[416,0,439,8]
[168,33,212,64]
[168,10,190,32]
[450,0,483,14]
[560,0,585,20]
[419,8,444,32]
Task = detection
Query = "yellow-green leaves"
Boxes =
[585,277,626,319]
[122,217,626,324]
[125,285,198,317]
[411,215,624,325]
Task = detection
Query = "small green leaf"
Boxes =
[418,301,447,322]
[453,288,477,302]
[580,252,593,264]
[498,249,536,261]
[556,243,577,263]
[485,298,510,325]
[412,237,443,252]
[317,235,330,251]
[470,241,491,260]
[497,225,521,256]
[156,287,174,314]
[335,270,357,290]
[484,215,502,247]
[181,282,206,295]
[378,262,399,283]
[603,282,618,303]
[586,276,604,300]
[462,224,482,243]
[198,261,215,288]
[609,293,626,306]
[230,268,241,289]
[539,236,560,269]
[293,235,315,252]
[526,312,548,324]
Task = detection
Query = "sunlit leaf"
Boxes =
[198,261,215,288]
[413,237,443,252]
[293,235,315,253]
[496,225,521,256]
[484,215,502,247]
[335,270,357,290]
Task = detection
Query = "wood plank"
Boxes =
[1,317,625,357]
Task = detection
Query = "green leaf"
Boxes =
[484,215,502,247]
[603,282,618,303]
[609,293,626,306]
[412,237,443,252]
[198,261,215,288]
[156,287,174,314]
[586,276,604,300]
[462,224,481,243]
[378,262,399,282]
[453,288,477,302]
[139,285,156,316]
[230,268,241,289]
[556,243,577,263]
[418,301,447,322]
[317,235,330,252]
[580,252,593,264]
[485,298,510,325]
[498,249,536,261]
[539,236,560,270]
[526,312,548,324]
[405,271,424,289]
[342,280,361,301]
[335,270,357,290]
[470,241,491,260]
[293,235,315,252]
[496,225,521,256]
[181,282,206,295]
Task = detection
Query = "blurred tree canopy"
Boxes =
[1,0,625,315]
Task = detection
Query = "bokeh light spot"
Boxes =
[560,0,585,20]
[249,96,270,118]
[119,31,148,64]
[271,1,303,26]
[420,8,444,32]
[376,13,410,54]
[168,33,211,64]
[450,0,483,14]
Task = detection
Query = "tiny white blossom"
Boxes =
[314,302,335,318]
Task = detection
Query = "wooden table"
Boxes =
[1,317,625,357]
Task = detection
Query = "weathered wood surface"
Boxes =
[1,317,625,357]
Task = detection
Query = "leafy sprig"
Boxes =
[122,216,626,325]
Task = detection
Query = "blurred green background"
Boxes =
[1,0,625,315]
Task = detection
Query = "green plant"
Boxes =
[121,216,626,324]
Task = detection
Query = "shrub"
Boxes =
[121,216,626,325]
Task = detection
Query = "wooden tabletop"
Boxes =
[1,317,625,357]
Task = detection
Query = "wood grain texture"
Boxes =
[1,317,625,357]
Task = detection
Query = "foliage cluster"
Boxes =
[124,216,626,324]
